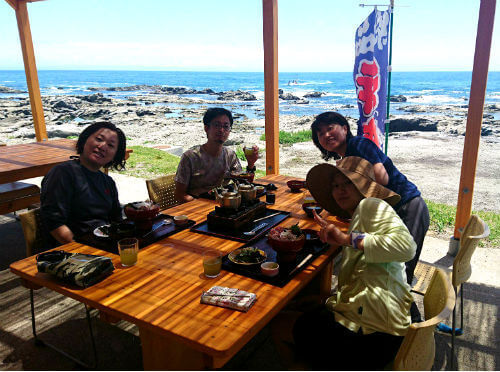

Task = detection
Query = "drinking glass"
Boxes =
[203,250,222,278]
[118,238,139,267]
[244,145,255,157]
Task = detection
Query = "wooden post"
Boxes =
[15,0,48,142]
[262,0,279,175]
[453,0,496,239]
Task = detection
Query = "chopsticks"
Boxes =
[288,254,313,276]
[253,212,281,223]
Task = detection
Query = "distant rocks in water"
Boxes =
[303,91,324,98]
[88,84,217,96]
[280,92,300,101]
[389,118,437,132]
[81,93,111,103]
[217,90,256,101]
[390,95,407,102]
[0,86,26,94]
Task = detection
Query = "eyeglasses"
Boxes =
[211,123,231,131]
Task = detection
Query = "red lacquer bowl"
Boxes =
[286,180,305,192]
[267,226,305,262]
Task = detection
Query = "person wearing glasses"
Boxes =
[175,107,259,202]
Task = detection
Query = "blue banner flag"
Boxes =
[354,9,390,150]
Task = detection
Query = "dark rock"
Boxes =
[46,129,81,137]
[136,109,155,117]
[81,93,112,103]
[278,89,283,94]
[53,100,76,110]
[197,88,216,95]
[280,93,300,100]
[217,90,257,101]
[390,95,407,102]
[0,86,25,94]
[304,91,324,98]
[388,118,437,132]
[79,109,111,120]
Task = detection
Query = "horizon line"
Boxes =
[1,69,498,73]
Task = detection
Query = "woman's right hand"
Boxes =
[313,209,350,246]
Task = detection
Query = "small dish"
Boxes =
[228,247,267,265]
[261,262,279,277]
[255,185,266,194]
[174,215,189,226]
[93,224,111,238]
[302,203,323,218]
[302,228,320,244]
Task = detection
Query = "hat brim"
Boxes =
[306,163,401,218]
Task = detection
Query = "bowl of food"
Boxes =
[173,215,189,226]
[261,262,279,277]
[232,172,255,183]
[267,224,305,262]
[124,201,160,221]
[286,180,305,193]
[302,203,323,218]
[228,247,267,265]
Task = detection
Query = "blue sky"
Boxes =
[0,0,498,72]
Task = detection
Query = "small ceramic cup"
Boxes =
[261,262,279,277]
[174,215,189,226]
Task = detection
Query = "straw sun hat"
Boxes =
[306,156,401,218]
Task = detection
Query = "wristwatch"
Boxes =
[350,231,365,250]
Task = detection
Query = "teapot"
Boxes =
[238,183,257,201]
[213,188,241,209]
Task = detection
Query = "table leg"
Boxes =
[318,259,334,300]
[140,327,214,370]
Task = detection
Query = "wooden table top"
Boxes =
[0,139,77,184]
[10,174,348,365]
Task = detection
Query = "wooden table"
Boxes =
[0,139,77,184]
[10,175,348,370]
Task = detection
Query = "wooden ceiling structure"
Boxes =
[4,0,497,240]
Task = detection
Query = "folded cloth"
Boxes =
[37,250,114,288]
[200,286,257,312]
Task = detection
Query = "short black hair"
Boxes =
[76,121,127,170]
[203,107,233,127]
[311,112,354,161]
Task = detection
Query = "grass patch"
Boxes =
[260,130,311,144]
[66,135,78,139]
[117,145,180,179]
[425,199,498,248]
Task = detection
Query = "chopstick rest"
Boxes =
[200,286,257,312]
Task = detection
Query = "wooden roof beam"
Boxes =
[453,0,496,239]
[262,0,279,175]
[14,0,48,141]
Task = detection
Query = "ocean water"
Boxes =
[1,70,499,119]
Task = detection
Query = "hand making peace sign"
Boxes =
[312,209,350,247]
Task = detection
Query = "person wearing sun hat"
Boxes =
[287,156,417,370]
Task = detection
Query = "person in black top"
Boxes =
[41,122,127,246]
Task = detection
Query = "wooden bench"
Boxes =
[0,181,41,215]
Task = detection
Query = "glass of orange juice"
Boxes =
[203,250,222,278]
[118,238,139,267]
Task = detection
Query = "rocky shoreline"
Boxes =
[1,86,499,211]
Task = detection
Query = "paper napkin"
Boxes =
[200,286,257,312]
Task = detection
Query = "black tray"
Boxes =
[222,232,328,287]
[190,209,290,243]
[76,214,195,254]
[198,182,269,200]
